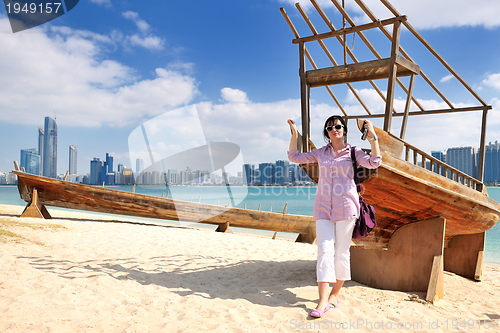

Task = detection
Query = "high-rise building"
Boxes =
[102,152,115,185]
[446,146,476,178]
[105,153,113,174]
[20,148,40,175]
[275,160,289,185]
[90,158,103,185]
[484,141,500,184]
[38,127,44,174]
[136,158,144,173]
[243,164,255,185]
[431,151,446,176]
[69,145,77,175]
[259,162,275,185]
[42,117,57,178]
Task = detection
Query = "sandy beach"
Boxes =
[1,203,499,333]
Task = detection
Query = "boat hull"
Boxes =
[13,171,315,237]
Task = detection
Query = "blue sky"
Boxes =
[0,0,500,176]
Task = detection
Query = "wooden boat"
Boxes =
[280,0,500,302]
[13,170,316,243]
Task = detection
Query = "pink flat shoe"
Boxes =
[310,303,332,318]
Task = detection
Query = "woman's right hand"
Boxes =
[287,119,298,136]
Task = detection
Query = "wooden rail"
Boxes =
[402,142,483,191]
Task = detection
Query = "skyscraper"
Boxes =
[275,160,289,185]
[446,146,476,178]
[38,127,44,175]
[431,151,446,176]
[90,158,103,185]
[69,145,77,175]
[259,162,275,185]
[42,117,57,178]
[105,152,113,174]
[20,148,40,175]
[136,158,144,173]
[243,164,255,185]
[484,141,500,184]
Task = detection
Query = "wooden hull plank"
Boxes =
[13,171,316,241]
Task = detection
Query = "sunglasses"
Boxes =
[325,124,344,132]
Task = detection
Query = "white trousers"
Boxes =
[316,218,356,282]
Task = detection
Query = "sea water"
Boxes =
[1,185,499,265]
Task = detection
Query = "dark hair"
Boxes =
[323,115,347,142]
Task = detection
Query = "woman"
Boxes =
[287,115,381,318]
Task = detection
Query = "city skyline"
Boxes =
[5,137,500,186]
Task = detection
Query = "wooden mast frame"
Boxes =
[280,0,491,185]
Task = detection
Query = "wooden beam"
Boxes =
[329,0,425,113]
[400,74,415,139]
[215,222,233,234]
[295,2,366,116]
[305,56,419,87]
[292,16,407,44]
[299,42,310,152]
[353,0,455,110]
[426,255,444,303]
[383,20,402,132]
[344,105,492,119]
[475,250,485,281]
[477,109,488,186]
[281,7,348,131]
[379,0,489,107]
[295,226,316,244]
[20,188,52,219]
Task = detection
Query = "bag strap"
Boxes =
[350,146,361,193]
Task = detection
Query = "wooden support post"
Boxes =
[383,20,402,133]
[351,217,445,303]
[299,42,310,152]
[443,232,485,281]
[215,222,233,234]
[20,188,52,219]
[426,255,444,303]
[477,109,488,189]
[400,74,415,140]
[295,226,316,244]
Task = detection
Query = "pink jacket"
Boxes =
[288,144,381,221]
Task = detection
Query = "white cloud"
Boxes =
[122,11,151,33]
[220,88,250,104]
[483,73,500,90]
[0,17,198,128]
[440,74,454,83]
[121,11,164,50]
[128,34,163,50]
[89,0,111,6]
[279,0,500,29]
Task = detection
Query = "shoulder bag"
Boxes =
[350,146,377,239]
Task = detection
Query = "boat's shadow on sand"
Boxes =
[17,253,360,309]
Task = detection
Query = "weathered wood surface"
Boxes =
[351,217,445,302]
[305,55,420,87]
[13,171,315,237]
[297,127,499,249]
[355,128,500,248]
[444,232,485,281]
